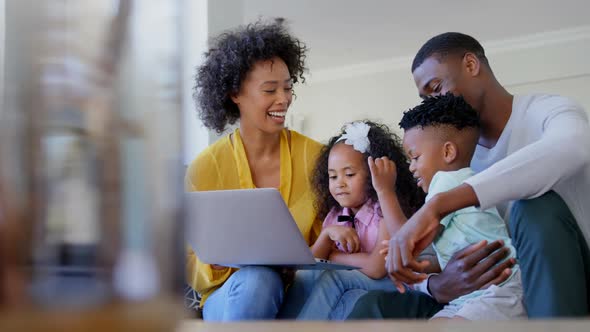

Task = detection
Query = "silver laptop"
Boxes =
[186,188,358,270]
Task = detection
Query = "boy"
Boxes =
[398,93,525,320]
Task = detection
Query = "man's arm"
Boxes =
[386,178,480,284]
[427,240,515,303]
[466,106,590,210]
[388,104,590,284]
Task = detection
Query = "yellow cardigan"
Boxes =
[185,128,323,307]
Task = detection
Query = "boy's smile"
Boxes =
[402,127,449,193]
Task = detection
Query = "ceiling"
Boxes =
[241,0,590,71]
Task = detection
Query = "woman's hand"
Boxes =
[325,225,360,253]
[368,156,397,195]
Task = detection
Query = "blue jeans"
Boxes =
[278,269,375,319]
[202,266,284,321]
[278,270,322,318]
[297,270,398,320]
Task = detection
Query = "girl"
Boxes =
[295,120,424,320]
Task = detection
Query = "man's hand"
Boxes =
[368,156,397,195]
[428,240,516,304]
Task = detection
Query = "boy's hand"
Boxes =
[368,156,397,195]
[325,225,361,253]
[379,239,408,292]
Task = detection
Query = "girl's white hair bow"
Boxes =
[336,121,371,153]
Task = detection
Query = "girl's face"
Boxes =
[328,142,369,212]
[230,57,293,135]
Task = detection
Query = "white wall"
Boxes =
[205,0,244,145]
[183,0,250,163]
[193,4,590,148]
[509,76,590,111]
[182,0,210,165]
[291,26,590,143]
[0,0,4,112]
[494,27,590,112]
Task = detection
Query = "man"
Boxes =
[349,32,590,319]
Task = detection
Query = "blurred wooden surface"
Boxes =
[178,319,590,332]
[2,309,589,332]
[0,299,182,332]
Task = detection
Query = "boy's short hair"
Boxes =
[399,92,480,132]
[399,93,481,161]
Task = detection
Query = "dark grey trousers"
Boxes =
[510,191,590,317]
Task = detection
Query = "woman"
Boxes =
[186,19,323,321]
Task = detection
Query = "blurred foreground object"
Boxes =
[0,0,184,330]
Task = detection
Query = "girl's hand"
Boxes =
[368,156,397,195]
[379,239,390,257]
[324,225,361,253]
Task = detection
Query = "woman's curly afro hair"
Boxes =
[194,18,307,133]
[312,121,425,220]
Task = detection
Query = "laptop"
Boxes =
[186,188,358,270]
